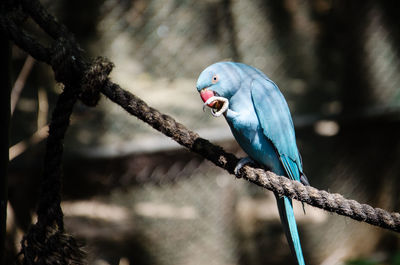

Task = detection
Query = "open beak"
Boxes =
[200,89,217,107]
[199,89,229,117]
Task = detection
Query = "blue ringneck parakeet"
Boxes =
[196,62,309,265]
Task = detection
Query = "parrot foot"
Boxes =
[234,157,256,176]
[203,96,229,117]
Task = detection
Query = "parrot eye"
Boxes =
[212,75,219,84]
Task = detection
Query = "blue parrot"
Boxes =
[196,62,309,265]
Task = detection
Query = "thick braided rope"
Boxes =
[242,168,400,232]
[0,16,50,63]
[20,86,86,265]
[18,47,113,265]
[101,81,400,233]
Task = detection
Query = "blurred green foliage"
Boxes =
[346,252,400,265]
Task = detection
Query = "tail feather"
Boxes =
[276,195,305,265]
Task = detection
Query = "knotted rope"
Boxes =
[19,47,113,265]
[1,2,114,263]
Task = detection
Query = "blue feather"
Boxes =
[251,78,303,178]
[277,196,305,265]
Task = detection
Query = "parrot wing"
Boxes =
[251,78,306,265]
[250,78,303,181]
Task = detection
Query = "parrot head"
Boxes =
[196,62,241,116]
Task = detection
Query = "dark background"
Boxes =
[6,0,400,264]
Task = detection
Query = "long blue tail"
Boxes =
[276,195,305,265]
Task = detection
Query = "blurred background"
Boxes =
[5,0,400,264]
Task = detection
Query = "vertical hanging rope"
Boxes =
[19,86,85,265]
[18,42,112,265]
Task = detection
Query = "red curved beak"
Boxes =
[200,89,216,107]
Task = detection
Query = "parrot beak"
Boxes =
[200,89,217,107]
[199,89,229,117]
